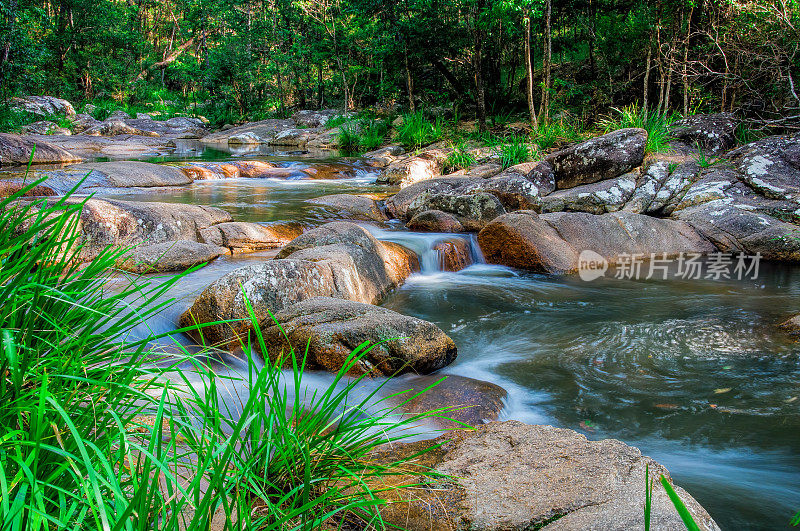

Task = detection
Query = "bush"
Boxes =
[337,117,390,152]
[396,110,443,149]
[531,118,587,151]
[495,135,532,169]
[599,104,677,154]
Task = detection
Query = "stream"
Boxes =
[28,147,800,529]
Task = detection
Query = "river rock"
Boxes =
[181,222,419,347]
[378,148,448,187]
[178,160,277,180]
[541,171,638,214]
[674,201,800,261]
[117,240,227,273]
[778,314,800,337]
[433,238,473,271]
[496,160,556,195]
[269,128,313,147]
[0,180,56,198]
[407,191,506,231]
[0,133,82,165]
[21,121,70,136]
[70,114,101,133]
[478,210,714,273]
[407,210,464,232]
[84,118,160,137]
[259,297,457,376]
[306,194,387,222]
[670,113,739,154]
[199,221,304,253]
[291,109,340,128]
[544,128,647,189]
[75,198,232,261]
[11,95,76,117]
[385,176,474,220]
[372,421,720,530]
[729,133,800,201]
[37,161,192,192]
[362,145,404,168]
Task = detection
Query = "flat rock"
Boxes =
[378,148,449,187]
[37,161,192,192]
[117,240,227,273]
[199,221,303,253]
[362,145,404,168]
[0,133,82,165]
[407,191,506,231]
[670,113,738,154]
[259,297,457,376]
[544,128,647,189]
[478,210,714,273]
[306,194,388,222]
[0,180,56,198]
[200,119,296,145]
[372,421,720,530]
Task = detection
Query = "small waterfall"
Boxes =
[365,225,484,274]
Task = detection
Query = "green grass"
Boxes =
[643,466,701,531]
[443,141,477,173]
[338,118,390,152]
[495,135,532,169]
[396,110,444,149]
[599,104,677,154]
[0,171,453,530]
[531,119,587,151]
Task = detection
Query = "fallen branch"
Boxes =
[131,38,194,83]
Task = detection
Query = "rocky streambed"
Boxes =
[2,103,799,529]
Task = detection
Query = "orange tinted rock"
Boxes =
[433,238,473,272]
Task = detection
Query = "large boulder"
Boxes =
[116,240,227,273]
[180,222,419,347]
[385,176,475,220]
[478,210,714,273]
[670,113,739,154]
[291,109,340,128]
[433,238,474,271]
[306,194,388,222]
[199,221,304,253]
[259,297,457,376]
[407,191,506,231]
[372,421,720,530]
[362,145,404,168]
[37,161,192,192]
[407,210,464,232]
[729,133,800,201]
[0,133,82,165]
[544,128,647,189]
[10,96,75,117]
[74,198,232,261]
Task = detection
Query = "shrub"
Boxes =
[531,118,587,151]
[495,135,532,169]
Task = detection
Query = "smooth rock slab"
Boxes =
[117,241,227,273]
[730,133,800,201]
[259,297,457,376]
[199,221,303,253]
[306,194,388,222]
[670,113,738,154]
[37,161,192,192]
[372,421,719,530]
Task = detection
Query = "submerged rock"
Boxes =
[117,240,227,273]
[372,421,720,530]
[544,128,647,189]
[478,210,713,273]
[259,297,457,376]
[0,133,82,165]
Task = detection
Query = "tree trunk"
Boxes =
[132,38,194,82]
[404,43,415,112]
[682,8,693,116]
[643,40,652,111]
[473,0,487,132]
[540,0,552,122]
[524,14,538,129]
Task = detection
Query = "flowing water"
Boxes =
[21,150,800,529]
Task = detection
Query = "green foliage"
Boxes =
[0,107,38,133]
[659,476,701,531]
[599,105,676,154]
[495,135,532,169]
[0,176,452,529]
[338,118,390,152]
[530,117,587,151]
[443,141,477,173]
[694,144,720,168]
[734,122,765,145]
[396,110,444,149]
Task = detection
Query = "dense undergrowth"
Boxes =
[0,177,453,530]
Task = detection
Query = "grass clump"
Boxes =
[338,118,390,152]
[531,118,587,151]
[396,110,444,149]
[0,174,451,530]
[599,104,676,154]
[443,141,477,173]
[495,135,532,169]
